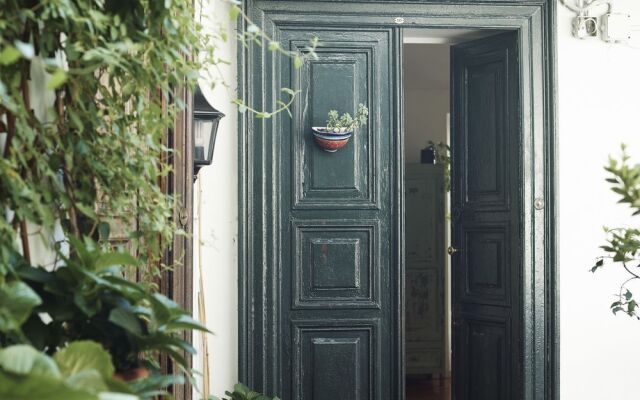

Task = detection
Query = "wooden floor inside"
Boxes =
[406,377,451,400]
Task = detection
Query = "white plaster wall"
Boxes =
[558,1,640,398]
[195,1,640,398]
[404,89,449,163]
[404,44,450,163]
[193,0,239,398]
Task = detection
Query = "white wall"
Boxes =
[558,1,640,398]
[404,44,450,163]
[404,89,450,162]
[193,0,239,398]
[197,1,640,398]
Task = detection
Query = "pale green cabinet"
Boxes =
[405,164,445,377]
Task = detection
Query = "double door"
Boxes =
[244,10,523,399]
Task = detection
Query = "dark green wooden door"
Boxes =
[254,26,398,400]
[450,31,523,400]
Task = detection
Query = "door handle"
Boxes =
[448,246,460,255]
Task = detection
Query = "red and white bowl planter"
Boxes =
[311,127,354,153]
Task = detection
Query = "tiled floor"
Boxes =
[406,378,451,400]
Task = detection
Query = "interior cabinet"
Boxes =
[405,164,445,377]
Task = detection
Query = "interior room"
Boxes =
[403,37,452,400]
[403,28,502,400]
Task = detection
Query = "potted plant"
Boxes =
[312,104,369,152]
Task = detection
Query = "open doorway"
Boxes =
[403,38,452,400]
[403,28,513,400]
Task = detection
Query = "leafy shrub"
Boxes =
[0,341,152,399]
[592,144,640,317]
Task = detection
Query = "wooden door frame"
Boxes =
[160,85,194,400]
[238,1,558,399]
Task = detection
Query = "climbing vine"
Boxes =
[0,0,315,397]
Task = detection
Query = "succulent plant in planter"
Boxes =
[312,104,369,152]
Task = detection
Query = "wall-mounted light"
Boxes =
[561,0,635,42]
[193,85,224,176]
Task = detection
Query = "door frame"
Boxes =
[238,1,558,399]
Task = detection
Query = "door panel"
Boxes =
[275,27,395,400]
[293,322,377,400]
[451,31,522,400]
[293,41,378,210]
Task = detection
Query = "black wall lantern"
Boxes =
[193,85,224,175]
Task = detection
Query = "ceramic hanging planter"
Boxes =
[311,127,354,153]
[312,104,369,153]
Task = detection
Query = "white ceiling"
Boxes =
[403,28,505,44]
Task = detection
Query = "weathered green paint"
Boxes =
[238,1,558,399]
[451,31,522,400]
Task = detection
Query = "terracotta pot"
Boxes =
[114,367,150,382]
[311,127,354,152]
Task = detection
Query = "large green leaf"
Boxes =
[65,370,109,393]
[0,372,99,400]
[0,281,42,332]
[53,341,115,379]
[94,252,138,272]
[147,293,182,325]
[0,345,60,378]
[164,314,210,333]
[108,308,143,336]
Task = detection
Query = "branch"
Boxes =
[622,260,640,279]
[63,168,80,237]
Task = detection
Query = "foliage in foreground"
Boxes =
[592,144,640,318]
[0,340,158,400]
[0,0,318,397]
[0,0,214,395]
[210,383,281,400]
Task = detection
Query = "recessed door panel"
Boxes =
[293,43,378,210]
[461,224,510,306]
[456,314,510,400]
[292,220,380,309]
[293,322,378,400]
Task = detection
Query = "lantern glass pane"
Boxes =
[194,119,214,163]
